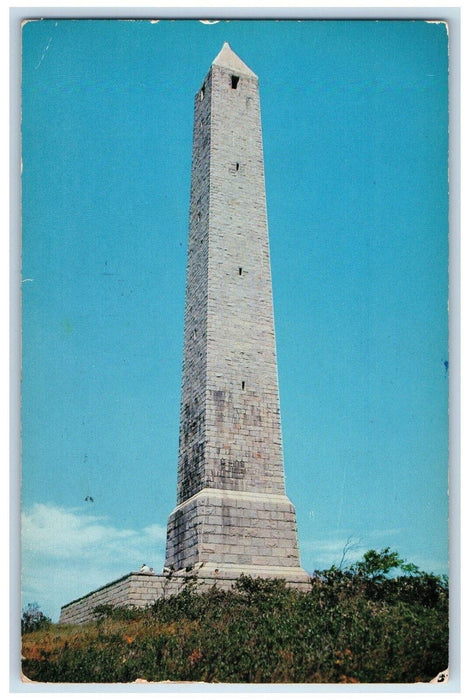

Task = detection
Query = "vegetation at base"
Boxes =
[21,549,448,684]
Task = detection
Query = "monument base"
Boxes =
[59,567,311,625]
[165,488,305,572]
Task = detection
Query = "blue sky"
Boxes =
[21,19,449,621]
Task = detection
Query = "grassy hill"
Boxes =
[21,549,448,684]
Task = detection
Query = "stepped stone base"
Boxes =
[59,568,311,626]
[166,488,303,572]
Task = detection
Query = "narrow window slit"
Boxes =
[241,381,245,391]
[231,75,240,89]
[238,267,243,275]
[235,162,240,171]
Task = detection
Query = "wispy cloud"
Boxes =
[368,528,402,540]
[21,503,166,621]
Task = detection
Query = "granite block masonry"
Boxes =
[60,43,309,625]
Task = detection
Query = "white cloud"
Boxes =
[21,503,167,621]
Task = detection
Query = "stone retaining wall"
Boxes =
[59,573,191,625]
[59,570,311,625]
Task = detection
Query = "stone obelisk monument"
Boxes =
[165,43,308,583]
[59,44,308,624]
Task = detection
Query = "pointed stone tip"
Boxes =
[212,42,257,78]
